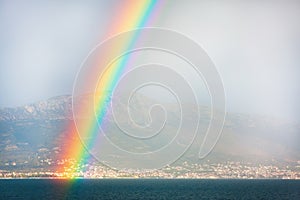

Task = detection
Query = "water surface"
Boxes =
[0,179,299,199]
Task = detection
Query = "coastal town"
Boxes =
[1,159,300,179]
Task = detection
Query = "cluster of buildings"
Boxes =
[1,159,300,179]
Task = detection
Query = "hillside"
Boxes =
[0,95,299,170]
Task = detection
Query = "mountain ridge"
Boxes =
[0,95,299,170]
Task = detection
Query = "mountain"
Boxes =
[0,95,299,170]
[0,95,72,121]
[0,95,73,169]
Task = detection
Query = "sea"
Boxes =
[0,179,299,200]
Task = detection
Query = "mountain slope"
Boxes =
[0,95,299,169]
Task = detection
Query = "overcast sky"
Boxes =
[0,0,299,121]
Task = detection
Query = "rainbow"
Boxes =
[57,0,165,178]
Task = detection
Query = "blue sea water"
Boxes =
[0,179,299,200]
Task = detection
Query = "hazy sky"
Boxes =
[0,0,299,121]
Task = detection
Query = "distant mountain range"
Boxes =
[0,95,299,170]
[0,95,72,121]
